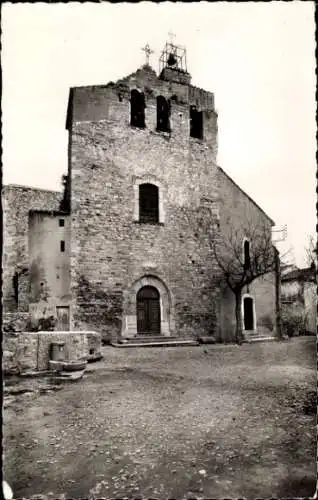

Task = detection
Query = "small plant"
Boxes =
[38,316,56,331]
[282,311,308,337]
[26,315,56,332]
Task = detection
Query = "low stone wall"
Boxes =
[36,331,89,370]
[86,331,103,360]
[3,331,101,375]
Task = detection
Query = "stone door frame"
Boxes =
[122,275,174,338]
[242,293,257,332]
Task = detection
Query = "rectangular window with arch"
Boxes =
[243,240,251,270]
[139,183,159,224]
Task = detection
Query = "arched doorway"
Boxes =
[137,286,161,335]
[122,275,174,338]
[243,296,255,331]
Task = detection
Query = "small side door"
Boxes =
[56,306,70,331]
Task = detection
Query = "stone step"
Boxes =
[118,336,186,344]
[245,336,276,343]
[53,369,86,381]
[112,338,199,348]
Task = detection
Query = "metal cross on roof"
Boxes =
[141,43,154,65]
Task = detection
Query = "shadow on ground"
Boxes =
[276,475,316,497]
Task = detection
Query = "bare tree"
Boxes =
[209,220,278,344]
[305,235,317,269]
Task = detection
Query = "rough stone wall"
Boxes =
[2,185,62,312]
[3,312,31,333]
[67,65,218,159]
[3,332,38,374]
[218,168,276,340]
[3,331,98,374]
[68,65,220,341]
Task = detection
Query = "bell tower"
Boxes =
[159,36,191,85]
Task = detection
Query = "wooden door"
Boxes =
[56,306,70,331]
[137,286,160,335]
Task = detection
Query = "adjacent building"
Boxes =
[281,264,316,335]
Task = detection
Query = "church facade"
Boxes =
[3,42,278,343]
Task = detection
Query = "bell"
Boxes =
[167,53,177,66]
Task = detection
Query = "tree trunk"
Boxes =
[235,289,244,345]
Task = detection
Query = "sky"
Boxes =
[2,1,316,267]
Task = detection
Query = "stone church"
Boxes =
[3,41,278,343]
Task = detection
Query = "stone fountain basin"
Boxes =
[49,359,87,372]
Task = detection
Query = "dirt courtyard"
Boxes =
[3,336,316,499]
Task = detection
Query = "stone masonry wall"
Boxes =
[3,312,31,333]
[218,168,276,340]
[3,332,38,374]
[2,186,62,313]
[68,65,220,342]
[68,65,218,161]
[3,331,100,374]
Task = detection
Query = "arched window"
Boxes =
[130,89,145,128]
[156,96,170,132]
[243,240,251,270]
[190,105,203,139]
[139,184,159,223]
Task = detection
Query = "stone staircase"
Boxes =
[111,336,199,348]
[244,327,276,344]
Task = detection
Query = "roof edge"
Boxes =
[218,166,275,226]
[3,183,62,194]
[281,266,316,282]
[66,64,158,94]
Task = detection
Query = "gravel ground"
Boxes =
[3,336,316,499]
